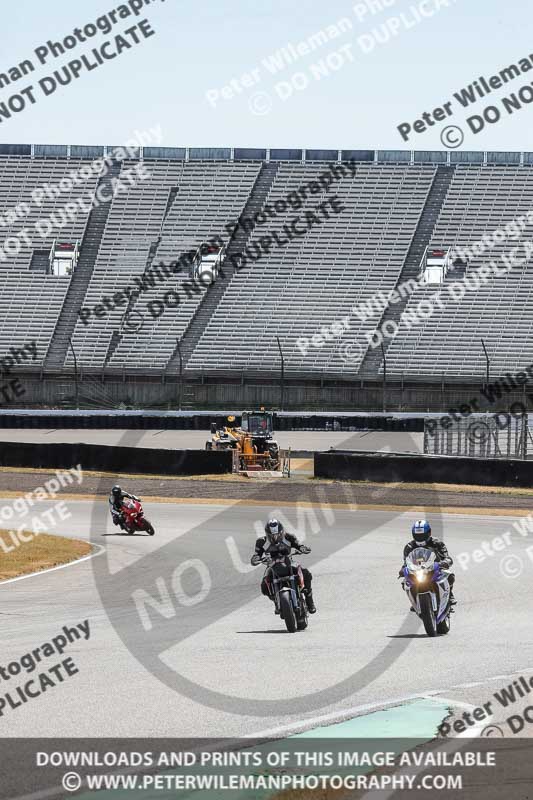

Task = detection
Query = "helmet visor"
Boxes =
[267,523,282,543]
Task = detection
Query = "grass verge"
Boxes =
[0,532,92,582]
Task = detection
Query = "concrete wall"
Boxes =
[0,441,232,475]
[6,373,531,412]
[315,451,533,488]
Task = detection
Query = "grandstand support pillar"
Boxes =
[176,338,183,410]
[381,343,387,413]
[481,338,490,387]
[68,337,79,410]
[441,374,445,410]
[277,336,285,411]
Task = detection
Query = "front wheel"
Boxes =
[297,612,308,631]
[279,592,297,633]
[419,593,437,637]
[140,518,155,536]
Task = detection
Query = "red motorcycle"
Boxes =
[120,498,155,536]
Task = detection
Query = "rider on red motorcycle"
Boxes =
[251,519,316,613]
[109,485,140,530]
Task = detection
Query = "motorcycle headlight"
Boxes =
[415,571,428,583]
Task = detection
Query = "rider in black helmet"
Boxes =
[251,518,316,613]
[109,484,140,530]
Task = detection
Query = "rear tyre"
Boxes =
[280,592,297,633]
[419,594,437,637]
[437,614,451,635]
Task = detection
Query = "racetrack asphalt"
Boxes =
[1,497,532,739]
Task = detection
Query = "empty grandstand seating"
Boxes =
[186,163,436,374]
[384,166,533,377]
[0,156,98,364]
[2,148,533,383]
[0,157,97,269]
[61,161,260,370]
[0,270,69,363]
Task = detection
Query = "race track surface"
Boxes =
[0,429,424,453]
[1,498,532,738]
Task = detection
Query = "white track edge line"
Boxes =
[0,544,105,587]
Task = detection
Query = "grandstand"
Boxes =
[1,143,533,409]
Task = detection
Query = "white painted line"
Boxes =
[246,692,436,740]
[0,544,105,587]
[248,667,533,742]
[421,694,476,711]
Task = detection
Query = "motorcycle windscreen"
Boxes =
[406,547,436,568]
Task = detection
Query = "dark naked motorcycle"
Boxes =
[260,549,309,633]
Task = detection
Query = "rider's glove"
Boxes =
[299,545,311,554]
[250,554,261,566]
[398,568,404,578]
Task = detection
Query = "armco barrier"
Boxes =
[314,450,533,488]
[0,442,232,476]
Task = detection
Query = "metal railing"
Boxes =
[424,414,529,460]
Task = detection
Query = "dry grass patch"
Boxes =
[0,532,92,581]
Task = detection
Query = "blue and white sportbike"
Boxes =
[402,547,452,637]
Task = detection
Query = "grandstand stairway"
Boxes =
[29,250,51,272]
[43,162,122,371]
[103,186,180,367]
[165,161,280,373]
[358,165,456,375]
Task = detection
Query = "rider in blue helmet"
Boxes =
[399,520,456,605]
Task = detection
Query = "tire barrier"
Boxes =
[0,411,425,431]
[314,450,533,488]
[0,442,232,475]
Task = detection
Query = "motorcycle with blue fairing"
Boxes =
[402,547,452,636]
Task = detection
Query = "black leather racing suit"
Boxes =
[109,491,139,527]
[253,531,313,598]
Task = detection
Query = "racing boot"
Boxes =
[306,590,316,614]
